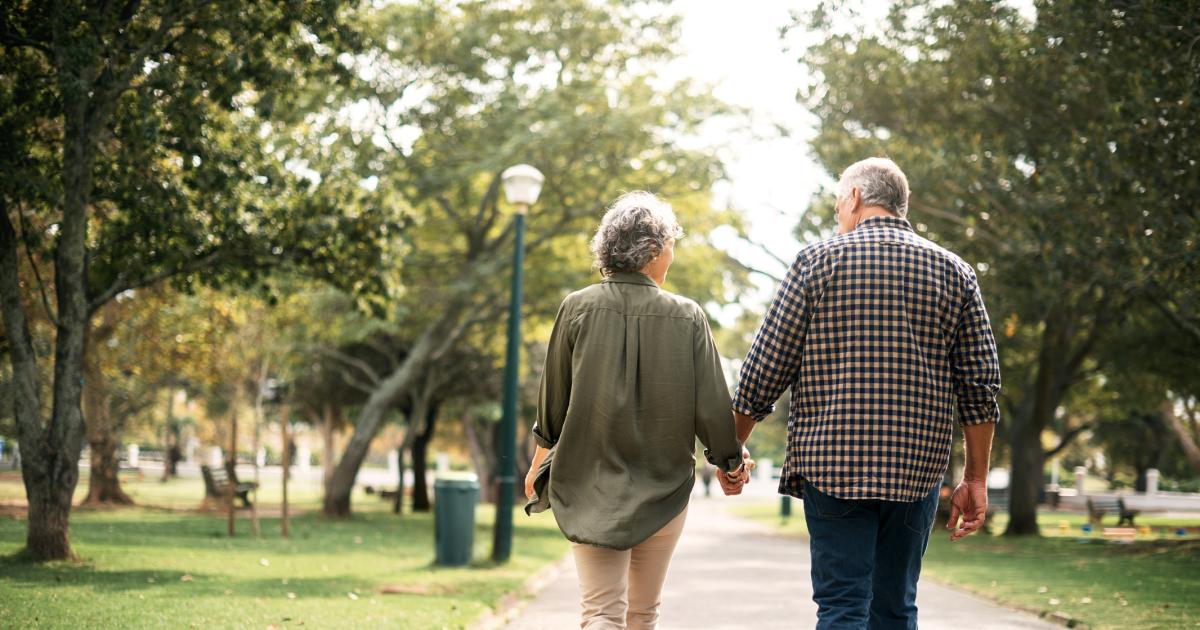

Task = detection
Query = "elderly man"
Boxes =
[722,158,1001,629]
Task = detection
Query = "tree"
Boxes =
[318,0,745,517]
[0,0,398,560]
[794,0,1199,535]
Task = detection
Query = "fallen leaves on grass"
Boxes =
[380,584,431,595]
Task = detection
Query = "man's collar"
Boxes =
[603,271,658,287]
[857,215,914,232]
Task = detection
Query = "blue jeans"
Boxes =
[802,480,940,630]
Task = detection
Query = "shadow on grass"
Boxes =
[0,563,197,592]
[0,560,390,601]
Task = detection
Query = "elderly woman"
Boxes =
[524,191,749,630]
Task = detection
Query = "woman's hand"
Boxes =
[525,445,551,501]
[524,469,537,500]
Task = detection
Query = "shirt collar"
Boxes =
[857,215,914,233]
[603,271,659,287]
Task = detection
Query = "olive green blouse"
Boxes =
[524,271,744,550]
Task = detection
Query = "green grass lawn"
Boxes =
[0,473,570,629]
[0,470,327,511]
[733,501,1200,630]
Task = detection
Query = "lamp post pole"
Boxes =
[492,164,542,563]
[493,202,527,563]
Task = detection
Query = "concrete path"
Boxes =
[502,489,1057,630]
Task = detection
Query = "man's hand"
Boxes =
[946,479,988,541]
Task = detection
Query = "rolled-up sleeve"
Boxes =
[532,300,574,448]
[693,309,744,473]
[950,279,1001,426]
[732,251,814,421]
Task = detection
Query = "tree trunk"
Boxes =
[1004,318,1068,538]
[84,435,132,505]
[24,468,79,561]
[1134,467,1149,492]
[411,403,439,512]
[162,387,179,481]
[394,446,405,515]
[1005,409,1044,536]
[322,404,337,489]
[323,324,452,518]
[463,413,495,504]
[1163,399,1200,474]
[0,90,97,560]
[82,339,132,506]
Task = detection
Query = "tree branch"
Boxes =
[722,251,784,284]
[1151,295,1200,347]
[88,250,223,314]
[89,1,207,129]
[0,201,46,444]
[1044,422,1091,459]
[0,24,52,57]
[317,347,382,388]
[15,205,57,327]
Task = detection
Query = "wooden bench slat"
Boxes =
[201,464,257,508]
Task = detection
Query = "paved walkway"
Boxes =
[502,489,1057,630]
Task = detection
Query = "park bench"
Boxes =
[201,464,257,508]
[1086,496,1138,527]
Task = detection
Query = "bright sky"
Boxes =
[670,0,1032,323]
[667,1,828,319]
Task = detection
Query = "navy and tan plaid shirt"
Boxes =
[733,215,1001,502]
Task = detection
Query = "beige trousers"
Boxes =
[571,505,688,630]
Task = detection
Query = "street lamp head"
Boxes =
[501,164,544,211]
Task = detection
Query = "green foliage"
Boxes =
[308,0,752,442]
[0,0,401,312]
[794,0,1200,526]
[338,0,743,327]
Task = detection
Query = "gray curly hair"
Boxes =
[590,191,683,277]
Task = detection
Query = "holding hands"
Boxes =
[717,447,755,496]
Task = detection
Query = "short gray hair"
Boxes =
[590,191,683,277]
[836,157,910,217]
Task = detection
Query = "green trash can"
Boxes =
[434,472,480,567]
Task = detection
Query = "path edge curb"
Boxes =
[470,551,572,630]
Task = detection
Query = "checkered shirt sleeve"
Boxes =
[950,277,1001,426]
[732,249,815,421]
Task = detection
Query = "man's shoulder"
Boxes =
[910,236,978,285]
[803,228,978,284]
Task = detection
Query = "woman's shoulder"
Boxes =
[563,283,705,323]
[654,288,706,320]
